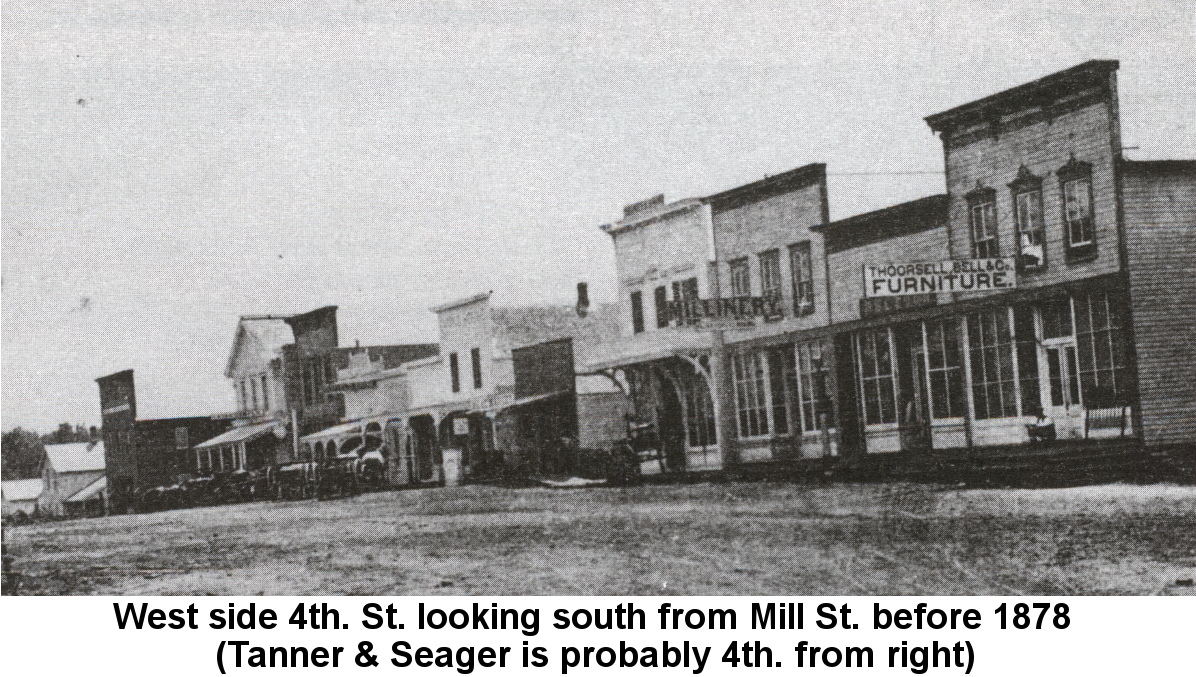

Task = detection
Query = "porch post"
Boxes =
[711,329,738,467]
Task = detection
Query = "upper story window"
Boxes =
[788,241,814,315]
[671,277,699,326]
[249,377,258,411]
[470,347,483,389]
[301,356,326,406]
[759,251,783,322]
[260,374,269,411]
[729,258,751,297]
[1058,155,1095,258]
[239,379,249,411]
[758,250,782,299]
[966,186,999,258]
[654,286,670,329]
[449,352,461,393]
[299,369,309,406]
[1009,166,1045,269]
[630,291,645,334]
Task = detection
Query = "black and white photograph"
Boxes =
[3,1,1194,598]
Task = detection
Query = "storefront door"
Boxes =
[658,374,686,472]
[1042,342,1082,437]
[896,324,932,453]
[1039,299,1083,438]
[390,423,416,485]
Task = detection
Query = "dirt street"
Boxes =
[4,481,1195,595]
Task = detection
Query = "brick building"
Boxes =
[96,369,232,512]
[95,369,136,508]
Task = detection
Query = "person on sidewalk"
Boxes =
[1025,406,1056,445]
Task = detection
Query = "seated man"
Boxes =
[1025,407,1056,445]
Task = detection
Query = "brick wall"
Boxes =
[1122,164,1196,445]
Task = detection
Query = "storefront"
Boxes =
[726,337,837,462]
[300,419,386,462]
[192,420,285,475]
[584,330,723,474]
[831,278,1134,456]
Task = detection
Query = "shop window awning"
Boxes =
[511,390,573,408]
[66,476,106,503]
[580,330,714,372]
[194,420,281,450]
[301,420,368,444]
[472,389,572,415]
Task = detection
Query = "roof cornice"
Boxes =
[430,291,492,314]
[925,60,1119,134]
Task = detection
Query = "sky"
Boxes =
[3,0,1194,432]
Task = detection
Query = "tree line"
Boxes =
[2,424,97,481]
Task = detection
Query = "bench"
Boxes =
[1085,406,1129,439]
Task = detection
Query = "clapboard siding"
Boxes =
[1122,164,1196,446]
[944,96,1122,299]
[827,226,952,323]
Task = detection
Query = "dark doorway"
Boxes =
[657,371,686,472]
[409,415,439,483]
[834,335,864,457]
[895,323,932,453]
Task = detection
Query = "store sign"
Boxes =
[864,258,1016,298]
[453,418,470,436]
[667,296,784,330]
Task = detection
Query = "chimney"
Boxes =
[89,426,99,442]
[575,282,590,318]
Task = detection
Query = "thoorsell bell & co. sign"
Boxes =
[864,258,1016,298]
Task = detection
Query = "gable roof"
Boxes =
[224,316,294,377]
[66,475,107,503]
[43,442,106,474]
[2,478,43,502]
